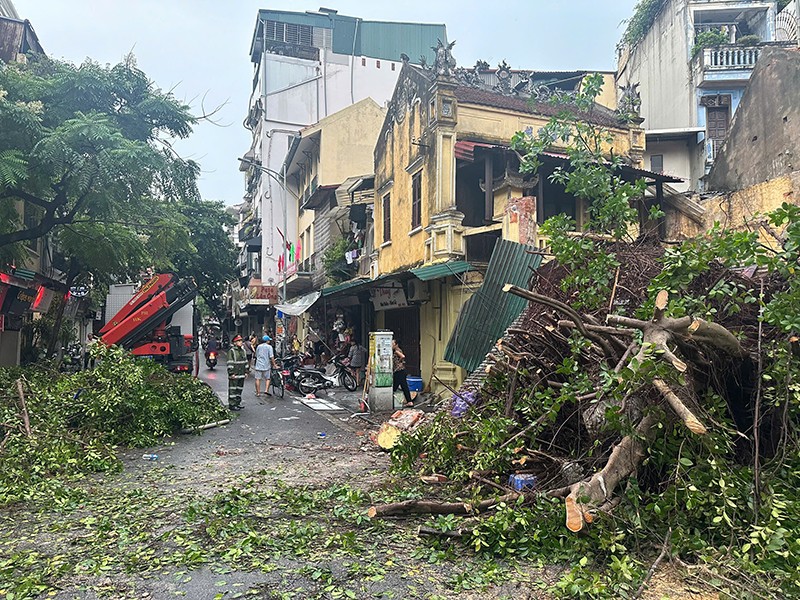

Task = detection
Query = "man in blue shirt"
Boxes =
[254,335,277,397]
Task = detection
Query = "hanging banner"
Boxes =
[370,282,408,311]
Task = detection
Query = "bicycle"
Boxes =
[269,369,285,398]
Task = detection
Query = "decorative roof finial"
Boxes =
[431,39,457,77]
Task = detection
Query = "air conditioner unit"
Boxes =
[406,279,430,303]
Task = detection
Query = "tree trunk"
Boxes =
[46,259,79,357]
[565,413,659,532]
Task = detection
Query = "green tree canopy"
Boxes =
[0,54,200,255]
[0,54,237,352]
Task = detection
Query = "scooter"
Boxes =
[59,343,83,373]
[278,355,303,392]
[205,351,218,370]
[295,355,357,394]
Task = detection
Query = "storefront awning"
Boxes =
[274,291,321,316]
[321,273,409,299]
[322,277,372,297]
[410,261,473,281]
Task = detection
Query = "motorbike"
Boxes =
[205,350,218,370]
[59,343,83,373]
[295,354,357,395]
[278,355,304,392]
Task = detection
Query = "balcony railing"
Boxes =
[702,44,761,70]
[706,138,726,163]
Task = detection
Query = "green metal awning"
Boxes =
[321,277,371,297]
[410,261,473,281]
[321,273,410,299]
[444,240,542,373]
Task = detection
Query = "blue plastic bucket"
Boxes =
[407,376,423,392]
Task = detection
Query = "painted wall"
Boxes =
[707,47,800,190]
[418,278,477,394]
[618,0,694,131]
[668,171,800,241]
[374,71,432,274]
[645,139,696,192]
[316,98,386,186]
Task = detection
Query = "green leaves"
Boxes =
[0,54,199,250]
[0,345,228,506]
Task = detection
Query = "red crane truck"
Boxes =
[99,273,198,373]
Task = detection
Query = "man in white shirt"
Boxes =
[254,335,277,397]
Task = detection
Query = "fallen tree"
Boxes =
[381,76,800,598]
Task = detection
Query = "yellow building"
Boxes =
[278,98,385,345]
[365,53,665,395]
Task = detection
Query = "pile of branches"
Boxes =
[0,345,229,506]
[378,237,795,538]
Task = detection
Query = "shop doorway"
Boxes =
[383,306,420,376]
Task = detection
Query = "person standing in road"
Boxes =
[348,339,368,387]
[254,335,277,397]
[243,335,255,369]
[392,338,413,407]
[227,334,249,411]
[83,332,97,370]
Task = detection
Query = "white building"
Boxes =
[617,0,798,191]
[239,8,446,313]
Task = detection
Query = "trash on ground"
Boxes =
[370,409,426,450]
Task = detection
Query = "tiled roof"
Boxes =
[453,86,623,129]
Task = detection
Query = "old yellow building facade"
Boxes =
[369,56,645,394]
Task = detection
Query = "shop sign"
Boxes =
[1,285,37,315]
[370,282,408,311]
[32,286,55,313]
[248,283,279,305]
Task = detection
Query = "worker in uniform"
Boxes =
[227,334,249,411]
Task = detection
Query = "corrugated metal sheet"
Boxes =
[454,140,504,163]
[321,277,370,297]
[444,239,541,373]
[410,261,472,281]
[253,10,445,65]
[357,21,446,64]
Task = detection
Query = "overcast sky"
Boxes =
[13,0,638,205]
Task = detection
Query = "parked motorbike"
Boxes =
[59,343,83,373]
[205,350,218,370]
[278,355,304,392]
[295,355,357,394]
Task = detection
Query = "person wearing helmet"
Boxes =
[227,334,249,411]
[254,334,277,397]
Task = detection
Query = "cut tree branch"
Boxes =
[367,492,521,519]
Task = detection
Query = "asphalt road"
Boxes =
[197,354,358,446]
[69,355,383,600]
